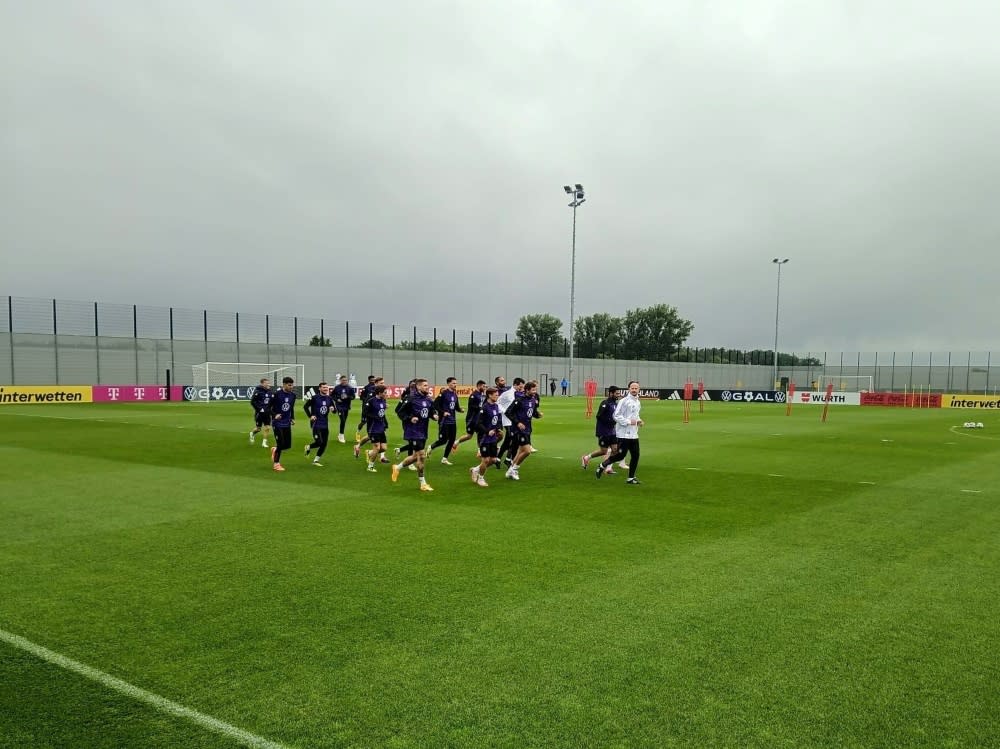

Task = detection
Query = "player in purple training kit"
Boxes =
[269,376,297,472]
[303,381,334,467]
[428,376,463,465]
[390,378,437,491]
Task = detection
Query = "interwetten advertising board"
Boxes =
[941,394,1000,409]
[0,386,93,404]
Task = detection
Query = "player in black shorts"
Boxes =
[249,378,273,448]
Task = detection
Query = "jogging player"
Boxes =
[469,386,502,487]
[331,374,356,443]
[496,377,525,467]
[504,380,542,481]
[428,377,463,465]
[269,376,297,472]
[249,378,273,448]
[355,376,385,458]
[355,375,378,441]
[363,384,390,472]
[303,381,333,467]
[391,378,437,491]
[582,385,622,474]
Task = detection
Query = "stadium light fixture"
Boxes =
[772,258,790,387]
[564,183,586,394]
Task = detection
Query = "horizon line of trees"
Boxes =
[309,304,821,366]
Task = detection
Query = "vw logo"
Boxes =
[774,391,787,403]
[183,386,197,401]
[721,390,733,401]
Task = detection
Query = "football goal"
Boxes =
[816,374,873,392]
[191,362,305,402]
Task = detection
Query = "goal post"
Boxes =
[816,374,873,393]
[190,362,305,402]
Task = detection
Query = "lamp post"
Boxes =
[563,184,585,395]
[772,257,789,387]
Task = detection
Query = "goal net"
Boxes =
[190,362,305,402]
[816,374,873,393]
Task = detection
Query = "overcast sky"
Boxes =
[3,1,999,353]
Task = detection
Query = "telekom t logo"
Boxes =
[107,387,121,401]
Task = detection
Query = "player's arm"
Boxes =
[612,399,631,427]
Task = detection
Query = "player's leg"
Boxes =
[313,429,329,465]
[336,410,348,441]
[625,439,640,481]
[273,427,291,470]
[440,424,457,463]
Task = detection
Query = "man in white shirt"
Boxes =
[496,377,524,467]
[596,380,644,484]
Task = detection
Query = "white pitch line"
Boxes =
[0,627,289,749]
[961,489,982,494]
[684,467,701,471]
[859,481,876,485]
[767,473,783,477]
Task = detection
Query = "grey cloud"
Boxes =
[3,1,998,352]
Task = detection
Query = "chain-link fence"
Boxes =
[1,296,997,392]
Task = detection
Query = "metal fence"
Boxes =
[1,296,997,392]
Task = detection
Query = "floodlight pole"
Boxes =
[772,258,789,387]
[564,184,585,395]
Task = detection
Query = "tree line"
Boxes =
[309,304,820,366]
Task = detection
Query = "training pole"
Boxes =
[698,379,705,413]
[786,381,796,416]
[821,382,834,422]
[683,379,693,424]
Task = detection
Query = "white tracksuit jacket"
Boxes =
[613,394,642,439]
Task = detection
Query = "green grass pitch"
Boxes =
[1,398,998,748]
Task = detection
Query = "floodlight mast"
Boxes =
[564,184,585,395]
[772,258,790,387]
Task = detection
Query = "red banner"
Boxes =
[860,392,942,408]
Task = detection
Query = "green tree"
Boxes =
[620,304,693,360]
[397,339,454,352]
[309,334,331,347]
[573,313,622,358]
[354,339,387,349]
[516,313,564,356]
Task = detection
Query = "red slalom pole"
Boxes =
[786,381,796,416]
[821,382,834,422]
[683,379,693,424]
[698,380,705,413]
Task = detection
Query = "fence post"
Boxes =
[203,309,209,366]
[169,307,176,385]
[133,304,139,384]
[52,299,60,384]
[7,296,14,385]
[94,301,101,384]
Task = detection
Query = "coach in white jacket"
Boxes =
[496,377,524,465]
[596,380,644,484]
